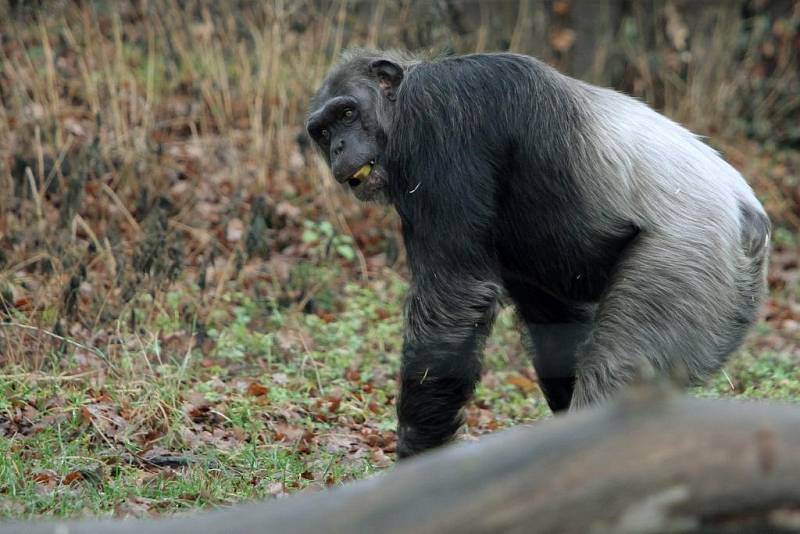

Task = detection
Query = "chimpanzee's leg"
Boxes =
[505,279,594,412]
[396,276,500,458]
[571,232,763,409]
[527,322,592,411]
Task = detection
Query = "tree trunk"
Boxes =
[9,387,800,533]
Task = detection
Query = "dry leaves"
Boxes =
[506,373,538,393]
[246,381,270,397]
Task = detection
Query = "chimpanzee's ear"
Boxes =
[369,59,404,101]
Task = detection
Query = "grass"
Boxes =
[0,262,797,519]
[0,0,798,522]
[0,269,550,518]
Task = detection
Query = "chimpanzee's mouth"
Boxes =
[348,160,375,188]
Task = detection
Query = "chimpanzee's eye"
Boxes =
[344,109,353,119]
[321,129,329,139]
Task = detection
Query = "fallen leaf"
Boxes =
[273,422,305,442]
[345,368,361,382]
[247,382,270,397]
[506,373,538,393]
[64,471,84,486]
[369,448,392,468]
[326,395,341,413]
[32,470,58,490]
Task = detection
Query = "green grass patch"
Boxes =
[1,262,797,519]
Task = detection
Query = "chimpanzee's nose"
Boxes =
[333,139,345,157]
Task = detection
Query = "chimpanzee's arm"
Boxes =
[394,207,501,458]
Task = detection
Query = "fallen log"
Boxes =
[7,387,800,533]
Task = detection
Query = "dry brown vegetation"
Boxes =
[1,1,798,366]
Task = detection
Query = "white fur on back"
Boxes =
[577,84,763,242]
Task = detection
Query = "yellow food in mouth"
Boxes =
[351,164,373,182]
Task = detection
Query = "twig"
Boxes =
[0,371,98,381]
[101,182,143,236]
[721,369,735,391]
[0,322,113,369]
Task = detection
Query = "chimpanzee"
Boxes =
[306,49,770,458]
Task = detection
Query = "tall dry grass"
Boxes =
[0,1,797,367]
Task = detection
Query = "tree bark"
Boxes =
[9,387,800,533]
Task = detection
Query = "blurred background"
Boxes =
[0,0,798,519]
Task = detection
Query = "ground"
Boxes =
[1,254,798,518]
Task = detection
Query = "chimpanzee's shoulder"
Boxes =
[409,52,554,84]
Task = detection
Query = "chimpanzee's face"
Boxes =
[306,58,403,203]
